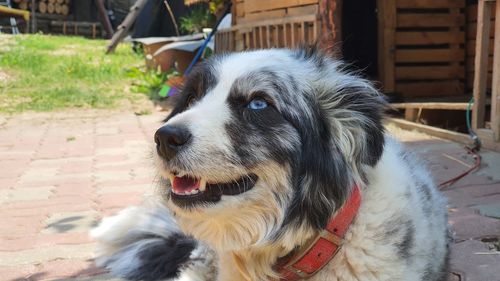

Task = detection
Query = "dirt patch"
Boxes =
[0,70,12,83]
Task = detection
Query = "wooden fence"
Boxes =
[378,0,467,99]
[215,14,319,52]
[472,0,500,144]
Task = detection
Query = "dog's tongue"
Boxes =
[172,176,200,193]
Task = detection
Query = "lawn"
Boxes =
[0,34,146,113]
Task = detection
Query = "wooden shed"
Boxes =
[215,0,500,151]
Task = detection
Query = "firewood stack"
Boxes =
[14,0,71,16]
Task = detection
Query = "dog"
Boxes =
[92,47,450,281]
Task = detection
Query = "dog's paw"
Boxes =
[91,203,216,281]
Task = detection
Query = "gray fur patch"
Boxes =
[397,221,415,260]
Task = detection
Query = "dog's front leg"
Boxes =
[91,203,218,281]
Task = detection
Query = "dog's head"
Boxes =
[154,47,386,250]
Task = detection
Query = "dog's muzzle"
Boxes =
[154,125,259,208]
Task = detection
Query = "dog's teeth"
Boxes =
[191,189,199,195]
[168,175,175,186]
[199,179,207,192]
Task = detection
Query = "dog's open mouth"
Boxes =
[169,174,258,208]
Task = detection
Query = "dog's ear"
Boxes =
[282,49,386,231]
[282,96,354,230]
[320,75,387,167]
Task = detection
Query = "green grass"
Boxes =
[0,34,145,113]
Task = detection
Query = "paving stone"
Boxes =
[0,259,103,281]
[94,171,133,182]
[94,155,128,164]
[97,192,144,210]
[478,151,500,182]
[30,157,93,168]
[96,183,152,195]
[0,244,95,266]
[0,177,19,190]
[449,239,500,281]
[0,186,54,204]
[448,204,500,241]
[18,167,60,182]
[0,232,91,251]
[55,273,125,281]
[472,202,500,219]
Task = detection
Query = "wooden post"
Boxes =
[31,0,36,33]
[472,0,492,130]
[377,0,396,94]
[405,108,419,122]
[96,0,114,39]
[106,0,148,54]
[492,0,500,140]
[319,0,340,54]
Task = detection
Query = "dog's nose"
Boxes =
[154,125,192,159]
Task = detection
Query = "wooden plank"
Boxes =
[287,4,318,16]
[245,0,318,14]
[396,66,465,80]
[389,118,500,151]
[266,25,272,48]
[235,14,317,28]
[467,4,496,22]
[397,0,465,9]
[318,0,339,51]
[450,6,462,90]
[395,49,465,63]
[258,26,264,48]
[404,108,419,122]
[252,29,257,49]
[492,0,500,140]
[467,72,493,88]
[243,9,286,22]
[397,13,465,27]
[388,118,475,146]
[377,0,396,93]
[466,21,495,39]
[396,81,464,96]
[466,39,494,55]
[273,25,279,47]
[466,56,493,73]
[392,102,469,110]
[301,22,306,43]
[236,2,245,18]
[395,31,465,45]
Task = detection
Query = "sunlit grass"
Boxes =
[0,34,145,113]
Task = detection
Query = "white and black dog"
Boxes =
[92,47,450,281]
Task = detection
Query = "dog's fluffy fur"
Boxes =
[92,48,449,281]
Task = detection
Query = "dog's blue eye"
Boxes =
[247,98,268,110]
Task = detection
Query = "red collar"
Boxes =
[276,185,362,280]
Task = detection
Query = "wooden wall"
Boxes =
[466,2,495,91]
[233,0,319,25]
[217,0,321,52]
[385,0,467,99]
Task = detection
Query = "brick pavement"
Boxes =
[0,111,498,281]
